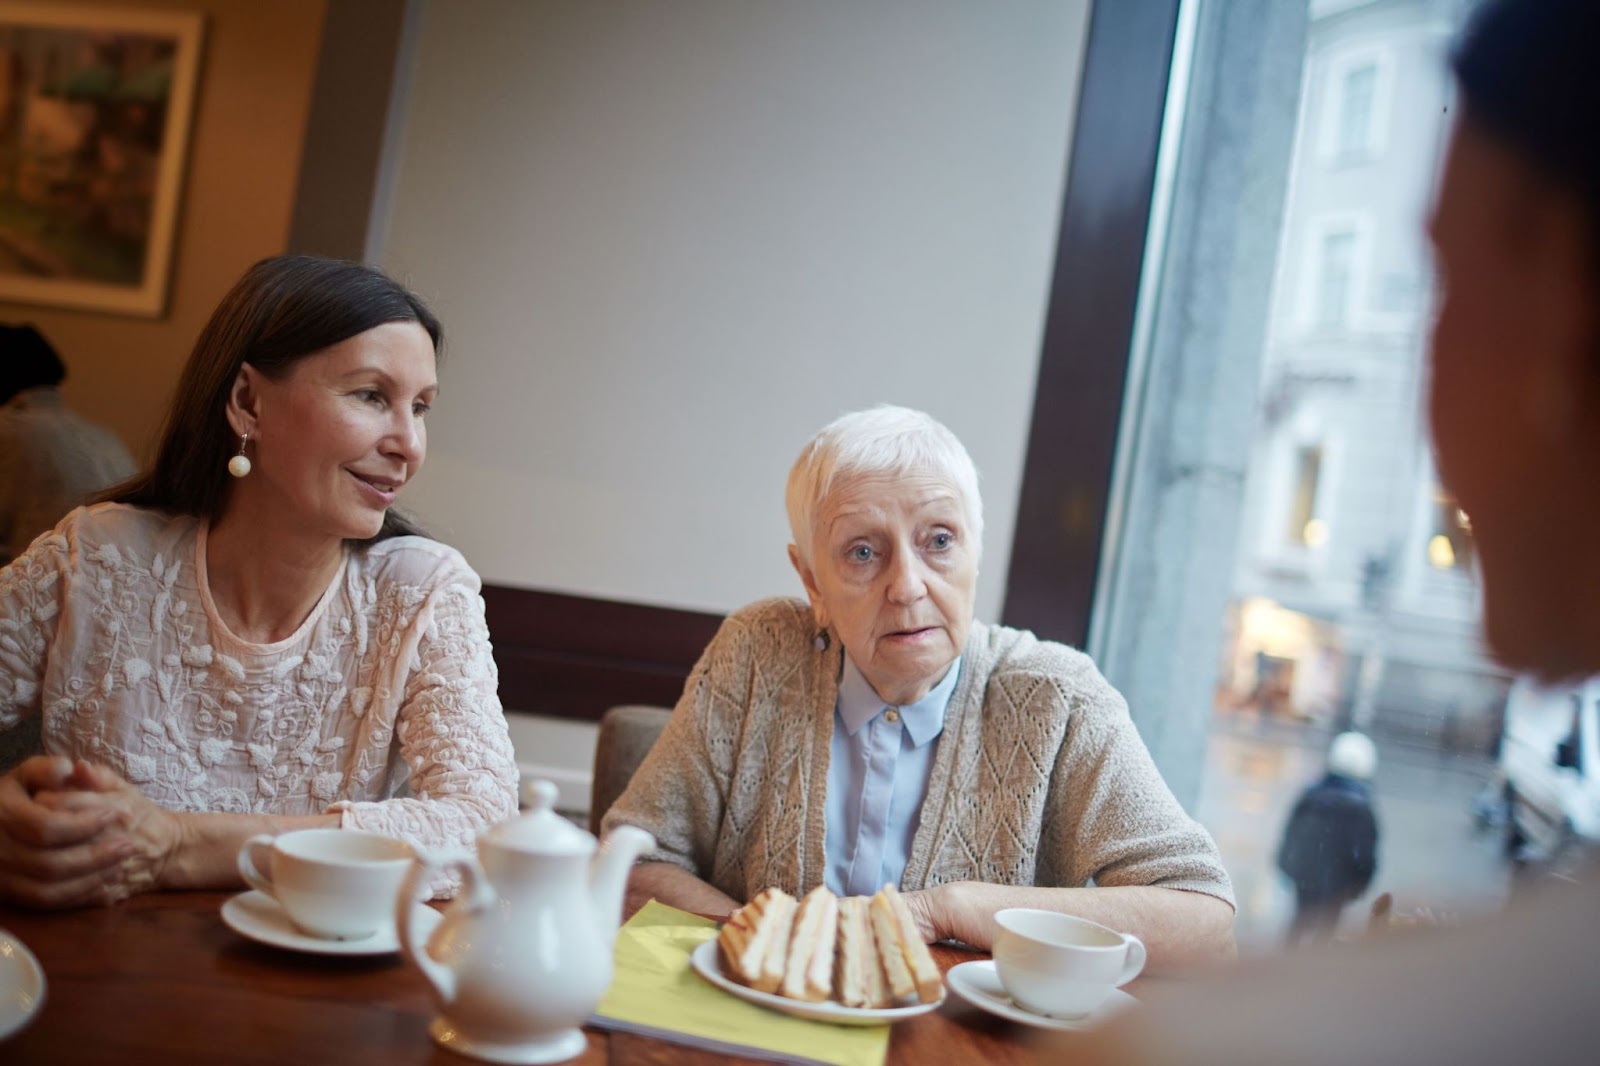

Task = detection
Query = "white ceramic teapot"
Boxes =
[396,780,654,1064]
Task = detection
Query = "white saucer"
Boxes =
[688,939,944,1026]
[0,926,46,1040]
[945,960,1136,1031]
[221,890,441,956]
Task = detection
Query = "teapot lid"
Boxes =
[486,780,594,855]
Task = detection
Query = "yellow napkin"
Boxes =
[592,899,890,1066]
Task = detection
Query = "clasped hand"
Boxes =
[0,756,181,908]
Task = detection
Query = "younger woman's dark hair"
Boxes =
[1453,0,1600,257]
[103,255,443,545]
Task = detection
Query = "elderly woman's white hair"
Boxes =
[785,405,984,567]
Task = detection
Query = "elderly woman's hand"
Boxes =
[900,882,966,944]
[0,756,140,908]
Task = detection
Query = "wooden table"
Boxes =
[0,892,1055,1064]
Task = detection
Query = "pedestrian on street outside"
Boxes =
[1276,731,1380,946]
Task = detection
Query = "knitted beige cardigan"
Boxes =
[604,597,1234,908]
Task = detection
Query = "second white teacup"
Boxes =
[237,828,415,941]
[992,908,1146,1020]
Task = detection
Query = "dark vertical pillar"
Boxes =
[1001,1,1180,647]
[286,0,410,260]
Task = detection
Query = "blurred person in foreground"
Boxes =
[0,325,136,565]
[1277,730,1379,946]
[604,405,1236,973]
[0,256,517,908]
[1077,0,1600,1061]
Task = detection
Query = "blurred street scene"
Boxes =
[1197,707,1511,954]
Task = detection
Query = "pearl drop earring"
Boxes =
[228,433,251,478]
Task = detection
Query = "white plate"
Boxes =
[945,959,1136,1031]
[0,926,46,1041]
[688,939,943,1027]
[221,890,441,957]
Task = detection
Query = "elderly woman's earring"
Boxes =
[814,630,831,652]
[227,433,251,478]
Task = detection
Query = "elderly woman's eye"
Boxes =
[930,531,955,550]
[848,544,874,563]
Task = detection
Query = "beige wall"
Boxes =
[380,0,1091,621]
[0,0,328,462]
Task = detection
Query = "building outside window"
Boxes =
[1094,0,1502,951]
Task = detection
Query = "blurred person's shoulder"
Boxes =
[59,408,135,468]
[1074,880,1600,1066]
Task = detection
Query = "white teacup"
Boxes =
[992,908,1146,1019]
[237,828,415,941]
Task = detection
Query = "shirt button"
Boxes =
[884,708,900,723]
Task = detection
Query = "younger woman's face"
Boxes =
[236,321,437,543]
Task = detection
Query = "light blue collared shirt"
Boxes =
[823,654,961,897]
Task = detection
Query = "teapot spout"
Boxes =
[590,824,654,940]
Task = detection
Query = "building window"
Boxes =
[1315,229,1355,328]
[1427,489,1474,571]
[1287,445,1324,546]
[1336,61,1377,158]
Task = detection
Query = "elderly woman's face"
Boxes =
[234,321,436,541]
[1427,119,1600,674]
[795,469,977,706]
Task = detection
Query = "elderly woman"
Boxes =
[605,406,1235,971]
[0,255,518,908]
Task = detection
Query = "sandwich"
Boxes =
[719,883,941,1008]
[753,889,799,993]
[869,884,943,1004]
[717,887,798,993]
[834,894,891,1008]
[781,885,840,1002]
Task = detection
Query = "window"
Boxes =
[1316,46,1393,164]
[1315,229,1356,328]
[1093,0,1503,954]
[1427,489,1475,572]
[1287,445,1324,546]
[1336,62,1377,158]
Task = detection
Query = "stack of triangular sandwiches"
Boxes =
[716,883,943,1007]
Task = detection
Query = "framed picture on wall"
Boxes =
[0,3,203,317]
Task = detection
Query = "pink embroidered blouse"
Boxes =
[0,504,518,854]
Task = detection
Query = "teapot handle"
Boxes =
[397,850,491,1007]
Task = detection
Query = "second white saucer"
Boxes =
[0,926,46,1041]
[945,960,1136,1031]
[222,890,441,957]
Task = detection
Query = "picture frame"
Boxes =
[0,2,203,317]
